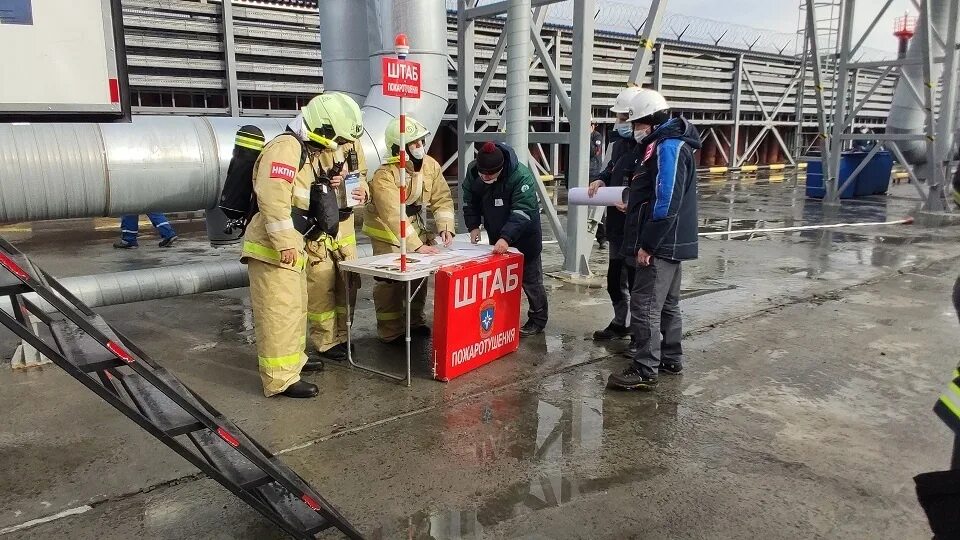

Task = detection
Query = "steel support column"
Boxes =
[222,0,240,117]
[825,0,856,203]
[928,0,960,211]
[729,55,743,167]
[628,0,668,86]
[563,0,596,275]
[457,0,478,231]
[506,0,532,164]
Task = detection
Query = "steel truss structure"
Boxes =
[803,0,960,209]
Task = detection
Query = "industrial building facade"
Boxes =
[122,0,895,170]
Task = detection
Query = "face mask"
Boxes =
[408,144,426,160]
[480,173,499,184]
[633,126,650,144]
[615,123,633,138]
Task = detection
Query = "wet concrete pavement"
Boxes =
[1,175,959,538]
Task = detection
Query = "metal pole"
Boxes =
[804,0,831,174]
[826,0,856,203]
[628,0,669,86]
[930,0,960,211]
[457,1,477,233]
[919,0,940,209]
[551,30,561,206]
[794,19,810,157]
[652,43,664,92]
[222,0,240,117]
[730,54,743,167]
[563,0,595,276]
[506,0,532,164]
[396,35,409,272]
[405,280,411,387]
[845,68,861,131]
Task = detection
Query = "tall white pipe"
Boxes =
[506,0,532,163]
[887,0,948,166]
[356,0,450,171]
[316,0,373,105]
[0,0,450,224]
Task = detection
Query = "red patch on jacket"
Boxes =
[269,162,296,183]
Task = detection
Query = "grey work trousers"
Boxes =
[523,252,549,329]
[607,237,632,327]
[629,257,684,376]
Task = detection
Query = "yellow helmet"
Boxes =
[385,116,431,156]
[301,92,364,149]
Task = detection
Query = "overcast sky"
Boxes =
[659,0,917,56]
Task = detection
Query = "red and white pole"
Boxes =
[396,33,410,272]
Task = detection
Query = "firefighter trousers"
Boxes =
[247,258,308,397]
[373,277,428,341]
[306,239,358,353]
[369,233,431,342]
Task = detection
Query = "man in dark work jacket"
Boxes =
[463,141,548,337]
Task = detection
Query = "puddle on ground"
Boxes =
[365,377,682,539]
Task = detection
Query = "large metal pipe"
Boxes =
[887,0,948,166]
[505,0,532,164]
[0,0,449,226]
[0,117,289,224]
[0,261,247,314]
[316,0,374,105]
[356,0,451,169]
[0,241,378,315]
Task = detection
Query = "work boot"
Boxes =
[159,235,178,248]
[319,343,352,362]
[593,322,630,341]
[113,240,138,249]
[280,380,319,398]
[622,338,639,358]
[302,357,325,372]
[659,360,684,375]
[519,320,544,337]
[607,365,658,391]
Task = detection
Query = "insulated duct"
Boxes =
[356,0,450,169]
[0,0,449,225]
[0,261,247,314]
[0,242,378,315]
[316,0,374,104]
[0,117,289,224]
[886,0,948,166]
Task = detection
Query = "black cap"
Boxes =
[477,142,504,174]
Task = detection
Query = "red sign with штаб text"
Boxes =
[382,57,421,99]
[432,252,524,381]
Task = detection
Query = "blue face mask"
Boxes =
[615,123,633,138]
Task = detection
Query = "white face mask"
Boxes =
[408,143,426,160]
[633,125,650,144]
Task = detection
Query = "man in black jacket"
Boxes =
[609,89,701,391]
[588,88,643,344]
[463,141,548,336]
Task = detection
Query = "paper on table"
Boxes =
[567,186,627,206]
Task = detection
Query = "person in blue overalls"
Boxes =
[113,213,178,249]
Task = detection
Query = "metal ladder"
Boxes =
[0,236,363,540]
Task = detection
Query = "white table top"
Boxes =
[338,242,506,281]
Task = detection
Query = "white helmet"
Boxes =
[626,89,669,122]
[610,86,642,115]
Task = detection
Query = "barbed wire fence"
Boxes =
[447,0,892,60]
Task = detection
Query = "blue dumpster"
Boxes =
[805,151,893,199]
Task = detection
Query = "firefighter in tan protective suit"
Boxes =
[241,93,364,399]
[305,132,367,362]
[363,116,456,343]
